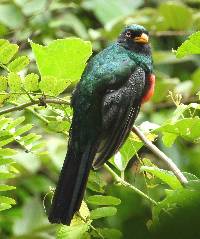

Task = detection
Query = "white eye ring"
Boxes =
[125,31,131,38]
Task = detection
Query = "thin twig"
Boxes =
[153,96,199,111]
[150,30,191,37]
[0,98,70,115]
[104,164,157,205]
[77,212,104,239]
[132,125,188,185]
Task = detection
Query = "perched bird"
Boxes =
[48,24,155,225]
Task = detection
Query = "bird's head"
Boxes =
[118,24,151,55]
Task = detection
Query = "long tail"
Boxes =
[48,138,94,225]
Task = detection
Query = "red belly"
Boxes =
[142,74,155,103]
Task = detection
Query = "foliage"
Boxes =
[176,31,200,58]
[0,1,200,239]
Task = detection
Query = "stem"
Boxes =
[77,212,104,239]
[26,107,49,124]
[0,98,69,115]
[104,164,157,206]
[132,125,188,185]
[153,96,199,111]
[0,63,10,72]
[150,30,191,37]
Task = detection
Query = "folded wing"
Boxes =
[93,67,146,168]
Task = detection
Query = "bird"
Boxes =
[48,24,155,225]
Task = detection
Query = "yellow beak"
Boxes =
[134,33,149,44]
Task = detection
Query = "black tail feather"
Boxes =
[48,141,94,225]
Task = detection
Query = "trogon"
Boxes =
[48,24,155,225]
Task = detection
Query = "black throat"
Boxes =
[117,38,151,56]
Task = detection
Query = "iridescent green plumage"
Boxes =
[49,24,153,225]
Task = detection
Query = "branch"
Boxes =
[153,96,200,111]
[0,98,70,116]
[150,30,191,37]
[132,125,188,185]
[104,164,157,205]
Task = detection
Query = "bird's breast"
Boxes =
[142,74,155,103]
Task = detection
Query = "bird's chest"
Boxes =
[142,74,155,103]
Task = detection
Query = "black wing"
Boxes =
[93,67,146,169]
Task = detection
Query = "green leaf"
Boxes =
[14,124,33,136]
[0,203,11,211]
[51,13,89,39]
[191,68,200,93]
[8,72,21,92]
[13,197,48,235]
[31,142,46,151]
[151,189,200,238]
[87,195,121,206]
[18,0,47,16]
[0,117,10,127]
[176,31,200,58]
[159,2,192,30]
[0,196,16,205]
[152,77,179,103]
[88,171,105,193]
[8,56,30,72]
[0,4,24,29]
[6,116,25,130]
[78,201,90,221]
[0,76,7,91]
[0,185,16,191]
[48,120,70,132]
[0,40,18,64]
[0,148,16,156]
[0,157,14,166]
[183,172,199,181]
[24,73,39,91]
[111,136,142,171]
[82,0,142,25]
[140,166,183,190]
[39,75,69,96]
[162,132,177,147]
[0,94,9,104]
[20,133,41,146]
[186,180,200,190]
[111,132,156,171]
[57,224,89,239]
[90,206,117,219]
[94,228,122,239]
[0,137,14,147]
[156,117,200,142]
[31,38,92,83]
[0,172,15,179]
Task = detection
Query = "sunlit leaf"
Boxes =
[94,228,122,239]
[0,185,16,191]
[24,73,39,91]
[140,166,183,189]
[0,196,16,205]
[40,75,70,96]
[57,224,89,239]
[0,76,7,91]
[159,2,192,30]
[8,56,29,72]
[90,206,117,219]
[7,72,21,92]
[87,195,121,206]
[176,31,200,58]
[0,39,18,64]
[156,117,200,142]
[31,38,92,83]
[0,4,24,29]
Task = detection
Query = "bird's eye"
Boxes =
[125,31,132,38]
